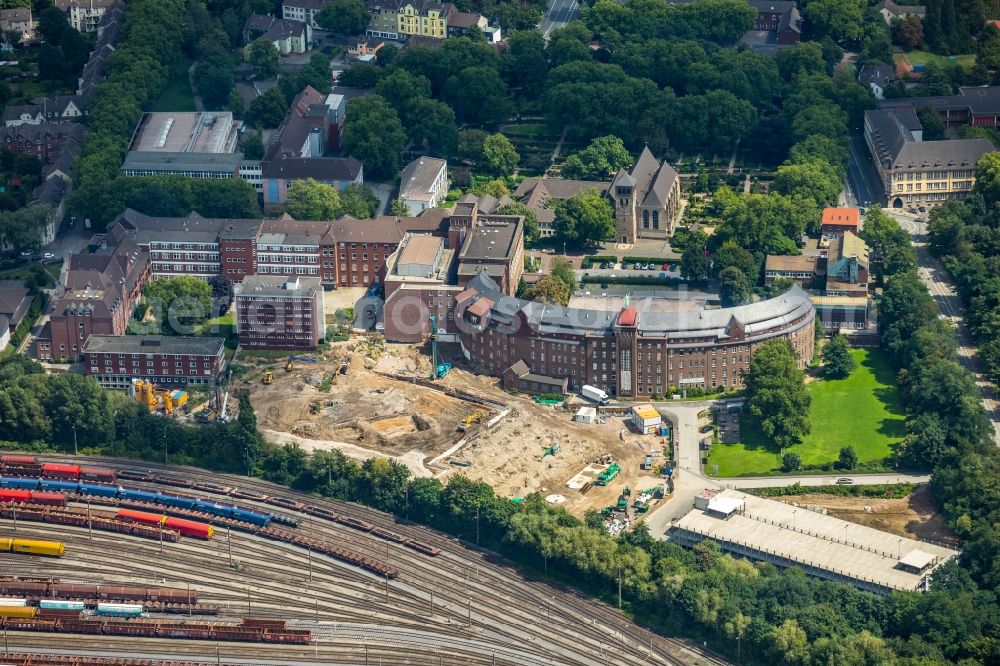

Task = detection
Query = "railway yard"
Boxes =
[0,455,727,666]
[238,342,665,514]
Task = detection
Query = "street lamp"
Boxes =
[72,423,77,456]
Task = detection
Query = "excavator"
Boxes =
[285,358,294,372]
[263,370,274,385]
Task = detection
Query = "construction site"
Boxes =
[222,338,668,518]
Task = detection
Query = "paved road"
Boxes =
[540,0,579,38]
[844,135,883,207]
[640,400,933,539]
[889,210,1000,441]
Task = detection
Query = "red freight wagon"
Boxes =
[0,455,37,465]
[79,467,116,482]
[42,463,80,479]
[163,517,214,539]
[116,509,166,527]
[28,491,66,506]
[0,489,31,503]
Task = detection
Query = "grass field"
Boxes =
[150,57,196,112]
[706,348,905,477]
[895,50,976,70]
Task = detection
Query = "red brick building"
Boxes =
[235,275,325,350]
[82,335,226,390]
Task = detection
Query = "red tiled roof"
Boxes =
[617,307,637,327]
[467,297,494,317]
[822,207,860,228]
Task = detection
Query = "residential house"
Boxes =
[54,0,118,32]
[864,108,993,208]
[348,37,384,61]
[611,146,683,243]
[513,177,609,237]
[749,0,801,44]
[35,231,151,360]
[243,14,313,55]
[399,157,448,215]
[446,11,500,42]
[764,255,819,287]
[0,8,35,43]
[82,335,227,390]
[235,275,326,350]
[821,207,861,238]
[3,96,87,127]
[0,283,33,351]
[879,86,1000,130]
[859,64,895,100]
[261,157,364,209]
[874,0,925,24]
[281,0,325,27]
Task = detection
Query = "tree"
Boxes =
[502,30,548,98]
[208,275,234,316]
[838,445,858,470]
[405,98,458,157]
[341,96,407,179]
[444,67,511,124]
[718,267,752,307]
[781,452,802,472]
[821,334,855,379]
[248,39,279,79]
[36,6,69,45]
[339,182,380,219]
[803,0,864,42]
[550,257,577,294]
[143,276,213,335]
[227,88,245,118]
[241,130,265,160]
[497,202,540,244]
[561,136,633,180]
[712,240,757,279]
[919,105,947,140]
[245,87,289,127]
[523,274,570,305]
[296,52,333,94]
[316,0,370,35]
[286,178,342,220]
[895,15,925,49]
[552,189,614,246]
[744,339,810,450]
[482,133,519,176]
[680,229,710,282]
[389,198,410,216]
[37,43,67,82]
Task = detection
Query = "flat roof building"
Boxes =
[399,157,448,216]
[671,490,958,593]
[128,112,240,154]
[235,275,326,350]
[82,335,226,390]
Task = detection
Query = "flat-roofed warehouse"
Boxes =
[128,112,241,154]
[670,489,958,593]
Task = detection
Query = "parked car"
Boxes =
[633,262,642,270]
[600,282,609,289]
[835,477,854,485]
[661,263,670,270]
[42,252,55,260]
[918,206,927,212]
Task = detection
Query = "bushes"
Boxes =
[580,275,685,287]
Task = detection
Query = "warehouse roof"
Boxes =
[399,157,446,203]
[672,490,958,592]
[83,335,225,356]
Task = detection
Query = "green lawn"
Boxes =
[195,310,234,338]
[150,57,196,112]
[895,50,976,70]
[706,348,905,477]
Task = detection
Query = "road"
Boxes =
[889,210,1000,441]
[844,135,883,207]
[540,0,579,38]
[641,401,932,539]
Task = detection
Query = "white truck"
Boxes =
[581,385,610,406]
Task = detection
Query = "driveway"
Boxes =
[639,399,933,538]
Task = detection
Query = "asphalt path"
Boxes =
[540,0,579,38]
[845,135,883,207]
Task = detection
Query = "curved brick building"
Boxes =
[453,273,815,399]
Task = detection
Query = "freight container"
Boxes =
[79,466,116,482]
[0,598,27,606]
[170,390,188,408]
[0,605,36,618]
[0,489,31,503]
[0,455,37,465]
[39,599,86,611]
[77,483,121,498]
[38,480,79,493]
[29,491,67,506]
[41,463,80,479]
[11,539,65,556]
[118,488,159,503]
[164,516,214,539]
[0,477,39,490]
[157,494,197,510]
[116,508,166,527]
[95,603,143,618]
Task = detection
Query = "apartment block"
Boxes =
[83,335,226,390]
[235,275,325,350]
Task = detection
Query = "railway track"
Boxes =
[4,454,730,666]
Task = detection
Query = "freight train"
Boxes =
[0,457,116,483]
[115,509,214,539]
[0,489,66,506]
[0,579,200,604]
[0,538,64,557]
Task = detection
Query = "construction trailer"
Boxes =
[630,404,662,435]
[573,407,597,424]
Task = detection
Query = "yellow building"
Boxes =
[366,0,452,40]
[864,109,994,209]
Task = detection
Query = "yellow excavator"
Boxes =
[263,370,274,385]
[285,359,294,372]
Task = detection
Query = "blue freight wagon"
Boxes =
[119,488,159,503]
[38,480,79,493]
[95,603,143,618]
[158,493,197,510]
[39,600,85,611]
[0,477,39,490]
[77,483,121,498]
[231,507,271,527]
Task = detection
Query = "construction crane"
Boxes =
[429,314,451,379]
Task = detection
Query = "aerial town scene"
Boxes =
[0,0,996,662]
